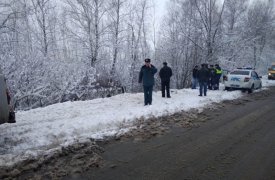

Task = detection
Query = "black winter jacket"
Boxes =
[192,68,199,78]
[198,67,210,83]
[159,65,173,82]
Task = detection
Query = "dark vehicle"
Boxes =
[0,68,15,124]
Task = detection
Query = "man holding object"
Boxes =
[139,58,158,106]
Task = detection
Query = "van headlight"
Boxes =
[269,73,272,76]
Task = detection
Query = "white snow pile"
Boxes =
[261,75,275,87]
[0,78,275,167]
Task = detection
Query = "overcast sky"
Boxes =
[155,0,168,17]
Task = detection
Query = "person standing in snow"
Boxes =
[214,64,222,90]
[139,58,158,106]
[198,64,210,96]
[159,62,173,98]
[208,65,216,90]
[192,65,199,89]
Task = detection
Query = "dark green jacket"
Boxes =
[138,65,158,86]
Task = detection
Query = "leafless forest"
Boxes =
[0,0,274,110]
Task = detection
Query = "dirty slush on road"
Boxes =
[1,87,275,180]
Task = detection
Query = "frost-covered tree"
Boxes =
[218,0,248,69]
[1,0,274,110]
[244,0,274,69]
[158,0,275,88]
[31,0,57,56]
[65,0,106,67]
[157,0,205,88]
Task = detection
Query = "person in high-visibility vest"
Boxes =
[214,64,222,90]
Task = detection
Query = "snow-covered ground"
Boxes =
[1,77,275,167]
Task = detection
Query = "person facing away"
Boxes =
[214,64,222,90]
[138,58,158,105]
[192,65,199,89]
[198,64,210,96]
[159,62,173,98]
[208,65,216,90]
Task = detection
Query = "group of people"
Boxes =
[138,58,223,106]
[138,58,172,106]
[192,63,222,96]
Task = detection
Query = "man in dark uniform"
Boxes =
[139,58,158,105]
[159,62,173,98]
[198,64,210,96]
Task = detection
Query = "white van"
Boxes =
[0,67,10,124]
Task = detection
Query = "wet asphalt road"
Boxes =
[66,87,275,180]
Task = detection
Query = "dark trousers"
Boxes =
[192,78,198,89]
[208,77,215,90]
[161,80,170,97]
[214,75,221,90]
[199,82,208,96]
[143,85,153,105]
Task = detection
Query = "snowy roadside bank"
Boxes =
[1,77,275,167]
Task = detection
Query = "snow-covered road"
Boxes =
[1,77,275,167]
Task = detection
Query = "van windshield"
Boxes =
[230,71,250,75]
[271,65,275,70]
